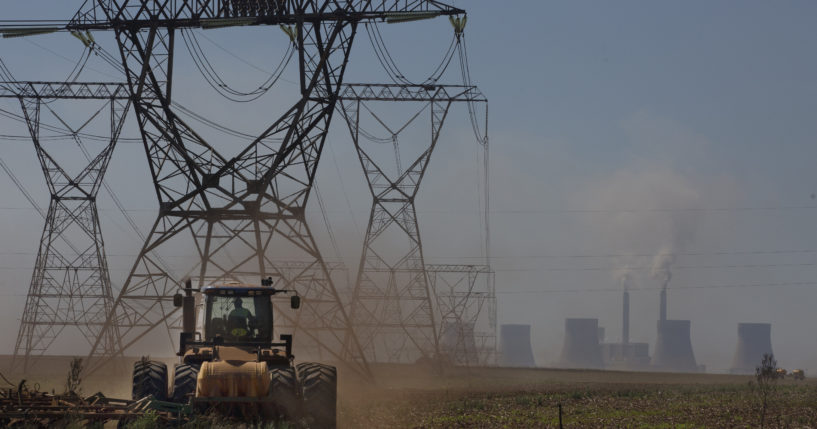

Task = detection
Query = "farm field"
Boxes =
[3,357,816,428]
[342,365,817,428]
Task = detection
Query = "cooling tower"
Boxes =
[499,324,536,367]
[652,319,697,372]
[441,320,478,365]
[559,318,604,369]
[730,323,773,374]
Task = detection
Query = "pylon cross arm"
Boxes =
[0,82,138,100]
[64,0,464,31]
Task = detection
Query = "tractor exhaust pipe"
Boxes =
[183,279,196,334]
[173,279,197,356]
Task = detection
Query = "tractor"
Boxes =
[130,278,337,427]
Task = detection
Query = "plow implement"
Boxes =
[0,387,188,427]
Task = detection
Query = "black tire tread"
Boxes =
[269,366,299,419]
[171,363,199,403]
[297,362,337,429]
[132,360,168,401]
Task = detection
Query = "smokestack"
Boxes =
[659,288,667,322]
[623,289,630,344]
[652,319,698,372]
[559,318,604,369]
[730,323,773,374]
[652,250,673,322]
[499,324,536,367]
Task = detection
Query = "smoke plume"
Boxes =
[615,267,636,291]
[651,248,675,291]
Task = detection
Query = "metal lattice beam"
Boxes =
[0,1,464,36]
[339,83,484,103]
[0,82,132,100]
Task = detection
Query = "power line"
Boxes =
[181,28,294,102]
[497,281,817,294]
[327,144,362,239]
[262,206,817,215]
[426,249,817,260]
[537,262,817,273]
[195,30,299,87]
[0,106,142,143]
[24,38,121,80]
[488,206,817,214]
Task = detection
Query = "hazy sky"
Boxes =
[2,1,817,372]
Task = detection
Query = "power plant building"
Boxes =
[600,287,650,370]
[601,342,650,369]
[499,324,536,367]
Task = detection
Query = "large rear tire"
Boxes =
[171,363,199,403]
[132,359,168,401]
[269,366,300,421]
[297,362,337,429]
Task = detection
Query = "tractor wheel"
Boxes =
[132,359,168,401]
[171,363,199,403]
[297,362,337,429]
[269,367,300,420]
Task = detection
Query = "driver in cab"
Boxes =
[228,297,255,337]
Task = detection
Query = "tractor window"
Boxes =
[205,294,272,343]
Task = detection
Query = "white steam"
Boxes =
[651,248,675,290]
[615,266,636,291]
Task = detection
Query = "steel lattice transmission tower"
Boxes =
[337,83,487,362]
[427,264,496,366]
[0,82,132,370]
[52,0,466,377]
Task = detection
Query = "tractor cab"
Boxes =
[174,278,300,359]
[203,285,276,343]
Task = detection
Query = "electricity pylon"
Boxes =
[54,0,465,377]
[0,82,131,371]
[337,83,487,362]
[427,264,496,366]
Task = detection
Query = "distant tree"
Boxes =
[64,357,83,395]
[751,353,779,428]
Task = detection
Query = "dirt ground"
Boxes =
[3,357,816,428]
[339,364,817,428]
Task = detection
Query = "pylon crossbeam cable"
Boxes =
[364,23,408,85]
[0,48,93,93]
[0,106,141,142]
[363,21,457,86]
[455,34,487,146]
[181,28,295,102]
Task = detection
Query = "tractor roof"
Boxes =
[202,284,277,296]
